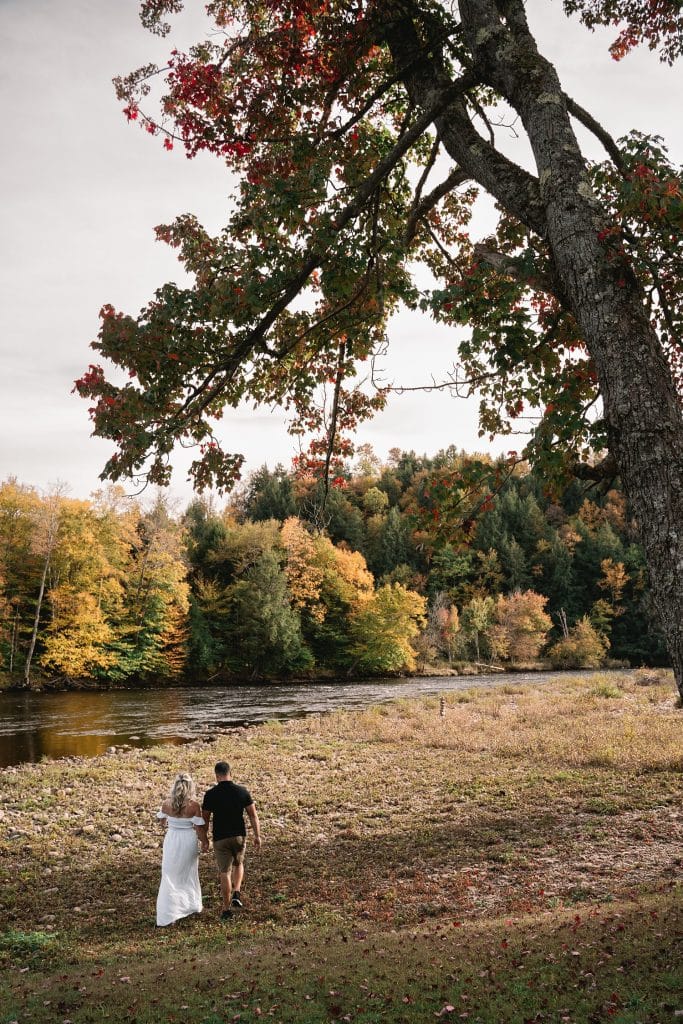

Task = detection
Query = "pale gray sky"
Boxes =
[1,1,680,502]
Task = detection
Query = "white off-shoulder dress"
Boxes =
[156,811,204,927]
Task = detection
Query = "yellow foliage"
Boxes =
[40,589,114,677]
[490,590,552,664]
[577,499,604,531]
[548,617,609,669]
[313,532,374,608]
[598,557,629,607]
[349,583,427,673]
[280,517,325,621]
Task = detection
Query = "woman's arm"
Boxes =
[190,800,209,850]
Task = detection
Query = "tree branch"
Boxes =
[321,341,347,502]
[167,74,479,430]
[563,94,626,174]
[571,452,618,482]
[406,166,470,244]
[473,240,560,297]
[383,10,547,237]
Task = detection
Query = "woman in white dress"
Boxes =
[156,772,206,927]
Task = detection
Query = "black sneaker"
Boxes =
[231,892,243,908]
[220,908,234,921]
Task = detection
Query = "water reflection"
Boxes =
[0,671,591,768]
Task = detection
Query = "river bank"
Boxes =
[1,670,681,1023]
[0,657,642,694]
[0,668,660,769]
[0,665,451,694]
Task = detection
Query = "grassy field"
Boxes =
[1,670,682,1023]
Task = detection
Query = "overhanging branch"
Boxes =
[168,74,479,430]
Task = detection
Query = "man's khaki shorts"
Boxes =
[213,835,246,872]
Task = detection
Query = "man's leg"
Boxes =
[214,839,234,919]
[230,837,247,907]
[219,870,232,912]
[231,861,244,905]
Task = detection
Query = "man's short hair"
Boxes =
[214,760,230,777]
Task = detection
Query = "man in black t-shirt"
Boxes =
[201,760,261,920]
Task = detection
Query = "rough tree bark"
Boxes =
[384,0,683,696]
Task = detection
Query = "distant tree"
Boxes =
[110,494,190,679]
[536,534,579,622]
[377,506,411,577]
[432,593,461,664]
[500,537,531,593]
[40,591,114,678]
[240,464,297,523]
[306,533,375,668]
[490,590,552,664]
[472,549,505,600]
[226,549,312,676]
[208,518,281,585]
[24,485,65,686]
[0,480,42,673]
[610,544,668,665]
[0,569,10,667]
[362,486,389,517]
[38,497,124,679]
[354,443,382,479]
[376,468,403,508]
[589,597,616,641]
[461,595,496,665]
[348,583,426,674]
[598,557,629,611]
[379,563,427,594]
[427,545,475,606]
[308,486,367,553]
[183,497,228,574]
[281,517,325,624]
[394,453,429,491]
[187,575,233,676]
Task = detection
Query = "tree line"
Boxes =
[0,448,668,687]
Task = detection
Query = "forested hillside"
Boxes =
[0,448,668,687]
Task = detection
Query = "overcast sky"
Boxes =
[1,1,681,504]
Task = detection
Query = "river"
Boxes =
[0,670,597,768]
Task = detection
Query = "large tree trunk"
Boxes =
[385,1,683,697]
[459,0,683,698]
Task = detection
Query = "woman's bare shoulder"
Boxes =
[187,799,202,815]
[160,798,173,814]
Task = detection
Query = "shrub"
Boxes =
[548,617,609,669]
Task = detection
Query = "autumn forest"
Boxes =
[0,446,667,689]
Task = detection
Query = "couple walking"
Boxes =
[156,760,261,927]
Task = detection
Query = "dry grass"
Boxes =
[1,670,682,1023]
[303,670,681,770]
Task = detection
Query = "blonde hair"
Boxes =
[169,772,196,815]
